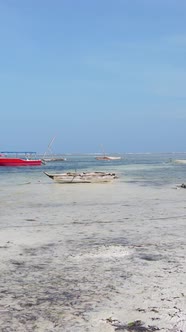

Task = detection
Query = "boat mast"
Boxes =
[100,144,106,157]
[43,136,56,158]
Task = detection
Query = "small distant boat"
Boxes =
[0,152,43,167]
[173,160,186,164]
[44,171,118,183]
[96,156,121,161]
[43,156,66,162]
[95,144,121,161]
[42,136,66,162]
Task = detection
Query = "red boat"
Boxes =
[0,151,43,167]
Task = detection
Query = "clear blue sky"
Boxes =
[0,0,186,153]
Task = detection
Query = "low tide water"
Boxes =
[1,152,186,187]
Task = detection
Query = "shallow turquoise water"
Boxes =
[1,152,186,187]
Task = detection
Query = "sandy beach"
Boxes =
[0,178,186,331]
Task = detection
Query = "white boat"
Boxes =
[173,159,186,164]
[95,156,121,161]
[95,144,121,161]
[44,171,118,183]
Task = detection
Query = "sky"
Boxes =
[0,0,186,154]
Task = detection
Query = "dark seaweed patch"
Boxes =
[107,319,160,331]
[138,254,163,262]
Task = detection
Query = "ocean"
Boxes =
[1,152,186,187]
[0,153,186,331]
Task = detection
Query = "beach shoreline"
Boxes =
[0,179,186,331]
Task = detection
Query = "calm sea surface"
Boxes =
[0,152,186,188]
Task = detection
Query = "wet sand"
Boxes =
[0,179,186,331]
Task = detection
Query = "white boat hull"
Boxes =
[174,160,186,164]
[43,157,66,162]
[95,156,121,161]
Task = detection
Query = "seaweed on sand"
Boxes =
[107,319,160,331]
